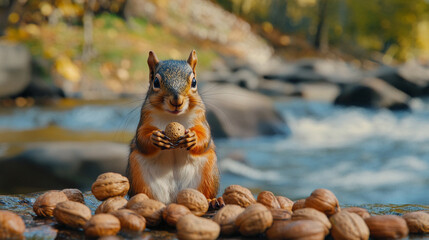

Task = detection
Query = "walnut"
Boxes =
[235,203,273,236]
[126,193,149,208]
[343,207,371,219]
[177,214,220,240]
[0,210,25,239]
[61,188,85,204]
[213,204,245,235]
[162,203,192,226]
[91,172,130,201]
[330,211,369,240]
[84,214,121,238]
[176,188,208,217]
[257,191,280,209]
[365,215,409,239]
[127,199,166,227]
[402,211,429,234]
[304,189,340,216]
[292,199,306,212]
[222,185,256,208]
[292,208,331,235]
[165,122,185,142]
[53,201,92,229]
[266,220,325,240]
[111,209,146,233]
[33,190,68,217]
[95,196,127,214]
[277,196,294,212]
[270,208,292,221]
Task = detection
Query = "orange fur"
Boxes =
[135,112,159,157]
[128,150,154,198]
[189,111,211,155]
[197,149,219,199]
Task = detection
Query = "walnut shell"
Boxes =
[162,203,192,226]
[165,122,185,142]
[402,211,429,233]
[176,188,208,217]
[257,191,280,209]
[277,196,294,212]
[111,209,146,232]
[222,185,256,208]
[33,190,69,217]
[95,196,128,214]
[91,172,130,201]
[304,189,340,216]
[235,203,273,236]
[84,214,121,238]
[292,208,331,235]
[53,201,92,229]
[364,215,409,239]
[61,188,85,204]
[292,199,306,212]
[127,199,166,227]
[177,214,220,240]
[270,208,292,221]
[266,220,325,240]
[0,210,25,239]
[213,204,245,235]
[343,207,371,219]
[330,211,369,240]
[126,193,149,208]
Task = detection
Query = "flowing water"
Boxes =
[0,98,428,205]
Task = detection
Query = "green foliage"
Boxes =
[213,0,429,61]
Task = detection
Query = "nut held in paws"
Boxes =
[165,122,185,142]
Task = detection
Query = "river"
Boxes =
[0,98,428,205]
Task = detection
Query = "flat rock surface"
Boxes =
[0,192,428,239]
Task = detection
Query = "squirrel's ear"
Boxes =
[147,51,159,80]
[187,50,197,74]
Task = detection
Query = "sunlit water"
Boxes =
[0,98,428,205]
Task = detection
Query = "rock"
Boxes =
[202,84,289,138]
[257,79,298,96]
[0,142,128,193]
[16,77,65,99]
[200,69,260,91]
[297,83,340,102]
[0,41,31,98]
[334,78,410,110]
[263,59,361,85]
[375,61,429,97]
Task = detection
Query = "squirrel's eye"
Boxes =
[153,77,160,89]
[191,78,197,89]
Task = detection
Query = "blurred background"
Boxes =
[0,0,428,205]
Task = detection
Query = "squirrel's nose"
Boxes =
[170,99,184,107]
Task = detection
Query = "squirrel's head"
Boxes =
[146,50,201,115]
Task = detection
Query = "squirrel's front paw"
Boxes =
[151,130,174,150]
[176,130,196,150]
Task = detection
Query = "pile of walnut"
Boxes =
[1,172,429,239]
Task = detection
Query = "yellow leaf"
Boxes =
[8,12,19,24]
[55,56,81,82]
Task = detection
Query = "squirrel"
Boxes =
[126,50,220,205]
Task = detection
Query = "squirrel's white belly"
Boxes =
[137,148,206,204]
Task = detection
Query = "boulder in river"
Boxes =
[0,42,31,98]
[375,61,429,97]
[334,78,410,110]
[263,59,362,85]
[202,84,289,138]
